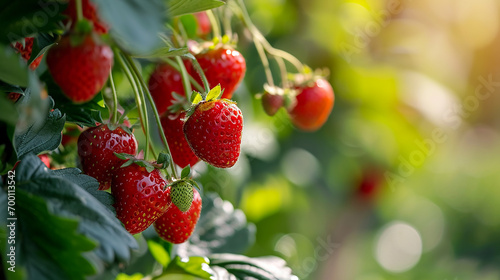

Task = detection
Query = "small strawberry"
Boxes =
[46,33,113,103]
[154,187,201,244]
[38,154,51,168]
[63,0,109,34]
[183,99,243,168]
[77,124,137,190]
[13,37,43,70]
[161,112,200,168]
[288,78,334,131]
[148,62,190,115]
[111,163,170,235]
[194,47,246,100]
[7,92,22,103]
[194,12,211,38]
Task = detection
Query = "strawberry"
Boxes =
[194,12,211,38]
[46,33,113,103]
[261,88,285,116]
[7,92,22,103]
[63,0,109,34]
[148,62,190,115]
[161,112,200,168]
[288,78,334,131]
[77,124,137,190]
[13,37,43,70]
[38,154,51,168]
[194,47,246,100]
[111,163,170,235]
[154,187,201,244]
[183,99,243,168]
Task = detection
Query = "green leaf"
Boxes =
[0,93,20,125]
[93,0,167,54]
[207,85,222,101]
[28,33,56,65]
[116,273,145,280]
[179,14,197,38]
[168,0,225,16]
[191,92,202,104]
[15,154,138,278]
[157,152,171,169]
[208,254,297,280]
[147,240,170,267]
[14,100,65,159]
[0,44,28,86]
[164,256,214,279]
[176,193,256,256]
[181,165,191,179]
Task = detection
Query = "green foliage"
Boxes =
[13,154,138,278]
[93,0,167,54]
[209,254,296,280]
[167,0,225,16]
[0,44,28,86]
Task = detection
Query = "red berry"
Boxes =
[288,78,334,131]
[77,124,137,190]
[161,113,200,168]
[154,188,201,244]
[148,62,190,115]
[194,12,211,38]
[13,37,43,70]
[7,92,22,103]
[112,164,170,235]
[63,0,109,34]
[261,92,284,116]
[183,100,243,168]
[194,47,246,100]
[38,154,51,168]
[46,33,113,103]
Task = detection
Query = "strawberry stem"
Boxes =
[75,0,84,22]
[175,56,193,102]
[206,10,221,39]
[189,58,211,100]
[109,69,119,124]
[121,52,179,179]
[114,50,150,159]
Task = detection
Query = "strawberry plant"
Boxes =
[0,0,335,279]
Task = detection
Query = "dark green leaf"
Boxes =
[176,193,256,257]
[0,93,20,125]
[28,33,57,65]
[0,0,66,44]
[93,0,167,54]
[15,154,138,277]
[14,100,65,159]
[0,44,28,86]
[208,254,297,280]
[168,0,225,16]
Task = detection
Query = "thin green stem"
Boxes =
[275,56,289,89]
[163,58,204,92]
[222,6,233,37]
[114,50,148,154]
[206,9,221,39]
[75,0,84,22]
[109,69,119,124]
[175,56,193,101]
[190,58,211,99]
[254,38,274,87]
[122,52,179,179]
[123,55,150,160]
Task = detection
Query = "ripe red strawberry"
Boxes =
[112,164,171,235]
[194,12,211,38]
[288,78,334,131]
[194,47,246,100]
[13,37,43,70]
[148,62,190,115]
[154,187,201,244]
[161,112,200,168]
[183,99,243,168]
[46,33,113,103]
[77,124,137,190]
[38,154,51,168]
[63,0,109,34]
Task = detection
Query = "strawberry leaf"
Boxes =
[191,92,202,104]
[157,152,171,169]
[168,0,225,16]
[181,165,191,179]
[175,193,256,256]
[12,154,138,279]
[14,99,65,159]
[0,44,29,86]
[206,85,222,101]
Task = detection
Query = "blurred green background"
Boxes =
[197,0,500,279]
